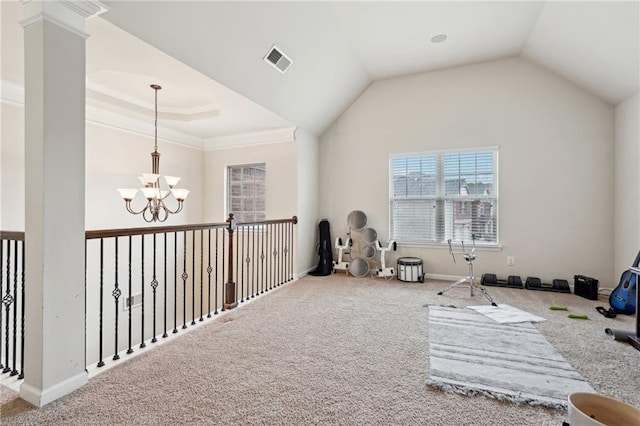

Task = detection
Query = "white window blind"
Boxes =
[227,163,266,222]
[390,149,498,245]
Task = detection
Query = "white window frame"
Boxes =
[226,163,266,224]
[389,147,499,247]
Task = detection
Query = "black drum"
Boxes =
[397,257,424,282]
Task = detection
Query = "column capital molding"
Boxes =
[21,0,109,39]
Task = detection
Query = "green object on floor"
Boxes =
[567,314,588,320]
[549,306,568,311]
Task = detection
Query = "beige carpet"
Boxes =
[1,274,639,425]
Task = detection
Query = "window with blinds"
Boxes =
[390,148,498,245]
[227,163,266,223]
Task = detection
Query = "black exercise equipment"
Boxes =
[524,277,571,293]
[480,273,523,289]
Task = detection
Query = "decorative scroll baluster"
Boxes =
[207,229,212,318]
[127,236,133,355]
[182,231,187,329]
[97,239,105,367]
[191,230,196,326]
[214,229,219,315]
[163,233,168,338]
[10,240,18,375]
[251,225,256,299]
[112,238,121,361]
[173,232,178,334]
[151,233,158,343]
[1,242,7,373]
[0,240,3,371]
[199,229,204,321]
[140,236,146,349]
[284,222,289,282]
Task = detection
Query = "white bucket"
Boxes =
[567,392,640,426]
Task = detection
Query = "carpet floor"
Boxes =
[1,274,638,425]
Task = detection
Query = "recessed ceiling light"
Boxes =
[431,34,447,44]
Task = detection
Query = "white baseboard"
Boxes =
[425,273,463,282]
[20,371,88,407]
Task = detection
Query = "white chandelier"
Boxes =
[118,84,189,223]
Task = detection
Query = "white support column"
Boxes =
[20,0,107,407]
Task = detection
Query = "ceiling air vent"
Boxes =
[264,45,292,74]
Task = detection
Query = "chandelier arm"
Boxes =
[156,204,170,223]
[162,199,184,215]
[125,199,153,216]
[142,206,157,223]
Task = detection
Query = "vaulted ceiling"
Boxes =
[2,1,638,144]
[101,1,639,138]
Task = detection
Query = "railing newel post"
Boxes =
[224,214,238,310]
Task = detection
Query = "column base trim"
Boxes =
[20,371,88,407]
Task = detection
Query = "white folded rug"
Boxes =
[467,303,546,324]
[427,306,595,410]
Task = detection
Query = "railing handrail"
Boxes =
[0,231,24,241]
[84,216,298,240]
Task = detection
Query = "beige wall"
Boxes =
[85,123,204,229]
[295,128,320,273]
[203,140,297,223]
[319,57,616,286]
[0,103,24,230]
[614,92,640,278]
[0,103,204,231]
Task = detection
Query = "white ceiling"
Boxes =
[2,1,638,144]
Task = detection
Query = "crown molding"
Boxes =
[21,0,108,39]
[2,80,297,151]
[204,128,297,151]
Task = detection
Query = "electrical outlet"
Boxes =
[507,256,515,267]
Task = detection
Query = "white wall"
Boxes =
[295,127,319,273]
[614,92,640,279]
[319,57,615,285]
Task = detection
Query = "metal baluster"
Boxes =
[236,224,240,303]
[0,239,3,371]
[207,229,212,318]
[19,241,25,379]
[97,239,105,367]
[199,229,204,321]
[140,236,146,349]
[240,226,245,303]
[3,241,11,372]
[151,233,158,343]
[289,221,294,281]
[127,236,133,355]
[214,229,219,315]
[260,226,265,294]
[251,225,256,298]
[173,232,178,334]
[282,222,289,282]
[182,231,187,328]
[278,223,282,286]
[266,224,271,292]
[112,238,121,361]
[221,230,225,312]
[191,230,196,326]
[10,240,18,375]
[272,224,277,290]
[163,233,168,338]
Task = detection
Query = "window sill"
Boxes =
[397,242,503,252]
